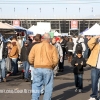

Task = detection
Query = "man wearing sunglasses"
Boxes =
[20,40,30,82]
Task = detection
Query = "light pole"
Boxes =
[79,7,80,13]
[92,7,93,19]
[66,8,67,12]
[27,8,28,18]
[40,8,41,18]
[14,8,15,18]
[92,7,93,13]
[14,8,15,12]
[53,8,54,18]
[0,8,2,19]
[79,7,80,18]
[66,8,67,18]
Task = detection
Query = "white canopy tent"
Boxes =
[28,25,46,35]
[57,33,61,36]
[54,31,59,36]
[83,23,100,35]
[37,22,51,33]
[54,31,61,36]
[61,33,68,36]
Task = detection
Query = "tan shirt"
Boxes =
[9,45,19,59]
[28,41,59,69]
[87,37,100,67]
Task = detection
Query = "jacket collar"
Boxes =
[42,41,49,44]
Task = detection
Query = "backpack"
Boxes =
[75,42,83,52]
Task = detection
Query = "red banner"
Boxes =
[13,20,20,26]
[71,20,78,29]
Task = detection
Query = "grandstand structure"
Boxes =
[0,1,100,35]
[0,18,100,35]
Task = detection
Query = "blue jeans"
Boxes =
[84,49,89,59]
[0,59,6,78]
[74,74,83,89]
[32,68,54,100]
[23,61,30,79]
[11,58,18,75]
[90,68,100,99]
[30,66,45,94]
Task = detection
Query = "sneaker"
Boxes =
[54,75,57,78]
[58,70,61,72]
[3,78,6,82]
[6,72,13,77]
[75,88,78,92]
[6,73,11,77]
[88,97,96,100]
[24,79,29,82]
[54,74,57,77]
[61,69,64,72]
[40,92,44,95]
[79,89,82,93]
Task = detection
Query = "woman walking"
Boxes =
[67,37,74,63]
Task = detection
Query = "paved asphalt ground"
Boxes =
[0,60,95,100]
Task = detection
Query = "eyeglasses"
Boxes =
[25,43,28,44]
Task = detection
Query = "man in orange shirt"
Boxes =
[29,33,59,100]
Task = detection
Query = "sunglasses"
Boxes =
[25,43,28,44]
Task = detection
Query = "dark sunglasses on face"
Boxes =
[25,42,28,44]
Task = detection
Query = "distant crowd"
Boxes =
[0,33,99,100]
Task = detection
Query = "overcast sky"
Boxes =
[0,0,100,19]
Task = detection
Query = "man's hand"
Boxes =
[60,57,63,63]
[75,63,78,66]
[81,61,83,65]
[18,61,23,64]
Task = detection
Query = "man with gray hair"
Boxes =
[28,33,59,100]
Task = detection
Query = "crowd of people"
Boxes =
[0,33,100,100]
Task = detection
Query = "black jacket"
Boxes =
[71,56,86,74]
[28,42,40,54]
[84,37,88,49]
[2,43,8,59]
[60,39,67,54]
[27,42,40,64]
[20,46,30,61]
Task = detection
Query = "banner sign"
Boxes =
[13,20,20,26]
[71,20,78,29]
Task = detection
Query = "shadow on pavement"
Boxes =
[52,82,91,100]
[54,82,74,91]
[57,65,73,76]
